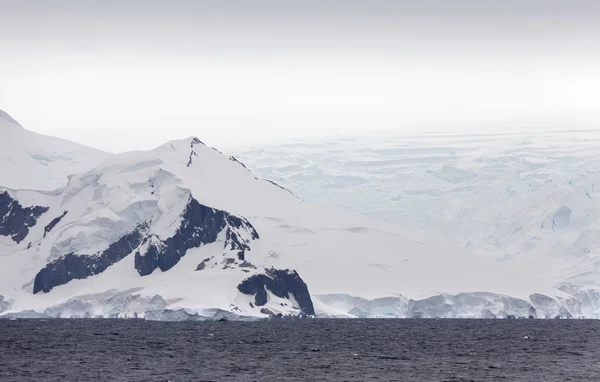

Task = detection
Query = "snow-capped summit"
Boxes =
[0,110,585,319]
[0,109,23,129]
[0,111,110,191]
[1,130,326,317]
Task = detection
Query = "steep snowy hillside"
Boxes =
[233,130,600,316]
[0,110,110,191]
[0,115,588,319]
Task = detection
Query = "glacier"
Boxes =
[0,111,594,319]
[233,130,600,317]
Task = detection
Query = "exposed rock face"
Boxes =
[195,258,211,271]
[265,180,295,195]
[229,156,250,171]
[238,261,256,269]
[43,210,68,237]
[237,268,315,316]
[0,191,48,243]
[33,194,260,293]
[186,137,203,167]
[236,250,245,261]
[134,197,259,276]
[33,226,147,294]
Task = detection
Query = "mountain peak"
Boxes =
[0,110,23,129]
[190,137,204,146]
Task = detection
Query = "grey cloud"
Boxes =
[2,0,599,58]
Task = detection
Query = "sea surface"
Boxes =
[1,319,598,381]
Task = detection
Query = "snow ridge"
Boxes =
[0,109,22,127]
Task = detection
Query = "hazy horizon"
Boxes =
[2,0,599,152]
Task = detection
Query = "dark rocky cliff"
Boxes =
[33,195,260,293]
[134,196,259,276]
[33,226,147,294]
[0,191,48,243]
[43,210,68,238]
[238,268,315,316]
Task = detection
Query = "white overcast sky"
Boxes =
[1,0,599,152]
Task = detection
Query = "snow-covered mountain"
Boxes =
[0,112,587,319]
[0,110,109,191]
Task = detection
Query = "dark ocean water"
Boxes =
[1,319,599,382]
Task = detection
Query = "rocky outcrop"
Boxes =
[265,179,295,195]
[33,226,147,294]
[236,250,245,261]
[237,268,315,316]
[195,257,211,271]
[43,210,68,237]
[134,196,259,276]
[229,156,251,171]
[186,137,203,167]
[0,191,48,243]
[33,195,260,293]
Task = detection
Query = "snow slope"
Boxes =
[0,112,586,319]
[233,130,600,316]
[0,110,110,191]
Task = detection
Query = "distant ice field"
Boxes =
[233,129,600,291]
